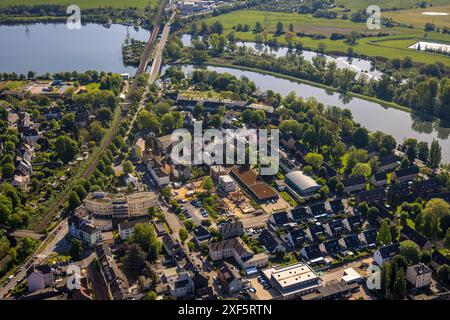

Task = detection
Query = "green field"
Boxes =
[336,0,450,10]
[205,10,450,65]
[384,5,450,28]
[0,0,152,8]
[205,10,372,36]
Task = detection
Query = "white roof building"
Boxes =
[285,171,321,195]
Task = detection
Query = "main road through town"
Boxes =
[0,4,176,298]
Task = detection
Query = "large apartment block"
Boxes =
[84,191,157,218]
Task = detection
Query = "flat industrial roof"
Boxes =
[230,166,278,201]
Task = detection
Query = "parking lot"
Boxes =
[248,275,279,300]
[260,197,292,214]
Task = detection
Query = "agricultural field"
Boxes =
[0,0,154,9]
[205,10,374,36]
[384,5,450,29]
[335,0,450,10]
[205,10,450,65]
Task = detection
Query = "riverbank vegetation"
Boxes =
[200,9,450,66]
[122,38,146,67]
[0,2,159,28]
[167,25,450,121]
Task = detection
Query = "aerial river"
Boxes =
[163,64,450,163]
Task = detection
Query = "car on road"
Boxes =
[248,287,256,293]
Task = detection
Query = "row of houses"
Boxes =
[268,199,347,231]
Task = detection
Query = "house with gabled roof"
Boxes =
[208,237,269,269]
[431,250,450,271]
[343,215,365,233]
[400,225,429,249]
[371,172,388,187]
[217,262,242,294]
[324,219,346,237]
[269,211,291,231]
[358,229,377,248]
[287,228,307,248]
[342,176,366,194]
[290,206,311,223]
[193,226,211,245]
[339,234,361,250]
[219,221,244,240]
[374,243,400,266]
[355,188,387,204]
[377,155,400,172]
[413,178,441,195]
[258,229,285,254]
[300,244,324,263]
[406,263,432,289]
[26,264,54,293]
[306,223,326,242]
[320,239,342,256]
[309,203,328,219]
[329,199,345,214]
[162,234,183,262]
[392,166,419,183]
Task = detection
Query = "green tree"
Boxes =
[368,207,379,225]
[399,240,421,265]
[123,160,134,174]
[137,110,161,134]
[68,191,81,211]
[70,238,84,260]
[377,220,392,245]
[304,153,324,170]
[201,176,214,193]
[179,228,188,243]
[317,42,326,53]
[276,21,284,34]
[392,268,407,299]
[335,182,344,195]
[55,135,79,163]
[444,229,450,249]
[390,223,398,241]
[132,223,161,260]
[417,142,429,163]
[352,127,369,148]
[61,113,77,133]
[1,163,14,179]
[0,235,11,259]
[143,291,157,300]
[422,198,449,239]
[254,22,263,33]
[437,264,450,283]
[358,201,369,216]
[124,243,146,275]
[351,162,371,178]
[429,139,442,169]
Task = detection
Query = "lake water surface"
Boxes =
[181,34,383,80]
[0,23,151,74]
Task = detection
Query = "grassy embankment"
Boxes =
[203,10,450,66]
[0,0,155,9]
